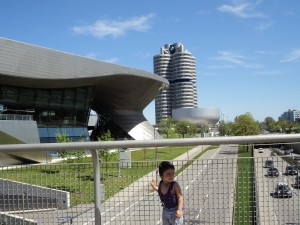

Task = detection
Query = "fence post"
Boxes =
[91,149,101,224]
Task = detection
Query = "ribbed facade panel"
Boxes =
[154,43,198,124]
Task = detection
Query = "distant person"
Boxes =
[151,161,183,225]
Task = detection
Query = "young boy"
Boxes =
[151,161,183,225]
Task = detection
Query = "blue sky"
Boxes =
[1,0,300,124]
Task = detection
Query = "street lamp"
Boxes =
[154,127,159,181]
[171,127,175,139]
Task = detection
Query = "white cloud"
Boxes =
[280,49,300,62]
[213,51,245,64]
[85,52,99,59]
[255,50,275,55]
[73,14,155,38]
[218,1,266,19]
[211,51,261,68]
[135,51,150,59]
[256,20,275,32]
[83,52,119,63]
[253,70,282,76]
[197,10,211,16]
[102,57,119,63]
[204,64,236,70]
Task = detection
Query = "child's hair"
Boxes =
[158,161,175,177]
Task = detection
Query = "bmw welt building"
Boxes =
[0,38,168,163]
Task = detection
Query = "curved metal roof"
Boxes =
[0,38,168,112]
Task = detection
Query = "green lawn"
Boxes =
[234,145,255,225]
[131,146,195,161]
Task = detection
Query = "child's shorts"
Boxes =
[162,207,183,225]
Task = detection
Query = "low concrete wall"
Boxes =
[0,120,49,164]
[0,212,37,225]
[0,178,70,211]
[0,120,40,144]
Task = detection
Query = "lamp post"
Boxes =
[154,127,159,181]
[186,125,190,161]
[171,127,174,139]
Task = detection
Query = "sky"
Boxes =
[1,0,300,124]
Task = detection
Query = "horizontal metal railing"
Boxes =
[0,134,300,225]
[2,134,300,152]
[0,114,33,121]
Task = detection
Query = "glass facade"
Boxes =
[0,85,94,143]
[38,127,89,143]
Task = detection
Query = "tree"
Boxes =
[277,120,293,133]
[55,130,86,165]
[269,123,282,132]
[158,118,175,138]
[55,130,87,185]
[265,117,275,128]
[219,121,234,136]
[97,130,117,176]
[97,130,117,162]
[188,123,197,137]
[232,113,260,136]
[175,120,190,138]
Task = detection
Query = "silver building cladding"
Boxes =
[154,43,198,124]
[0,38,168,163]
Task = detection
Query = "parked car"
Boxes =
[285,165,298,175]
[267,167,279,177]
[273,181,293,198]
[270,151,277,156]
[258,148,264,153]
[265,160,275,168]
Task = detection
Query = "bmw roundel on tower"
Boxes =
[169,44,176,54]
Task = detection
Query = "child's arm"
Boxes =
[174,183,183,218]
[151,180,158,192]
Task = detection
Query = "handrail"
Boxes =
[0,114,33,121]
[1,133,300,225]
[0,134,300,152]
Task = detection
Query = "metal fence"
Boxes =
[0,114,33,120]
[0,135,300,224]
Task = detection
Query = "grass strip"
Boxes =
[234,145,254,225]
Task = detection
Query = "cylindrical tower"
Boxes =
[153,43,198,124]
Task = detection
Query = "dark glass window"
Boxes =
[36,90,50,108]
[64,89,75,109]
[19,88,35,107]
[0,86,18,104]
[0,85,94,128]
[50,90,63,109]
